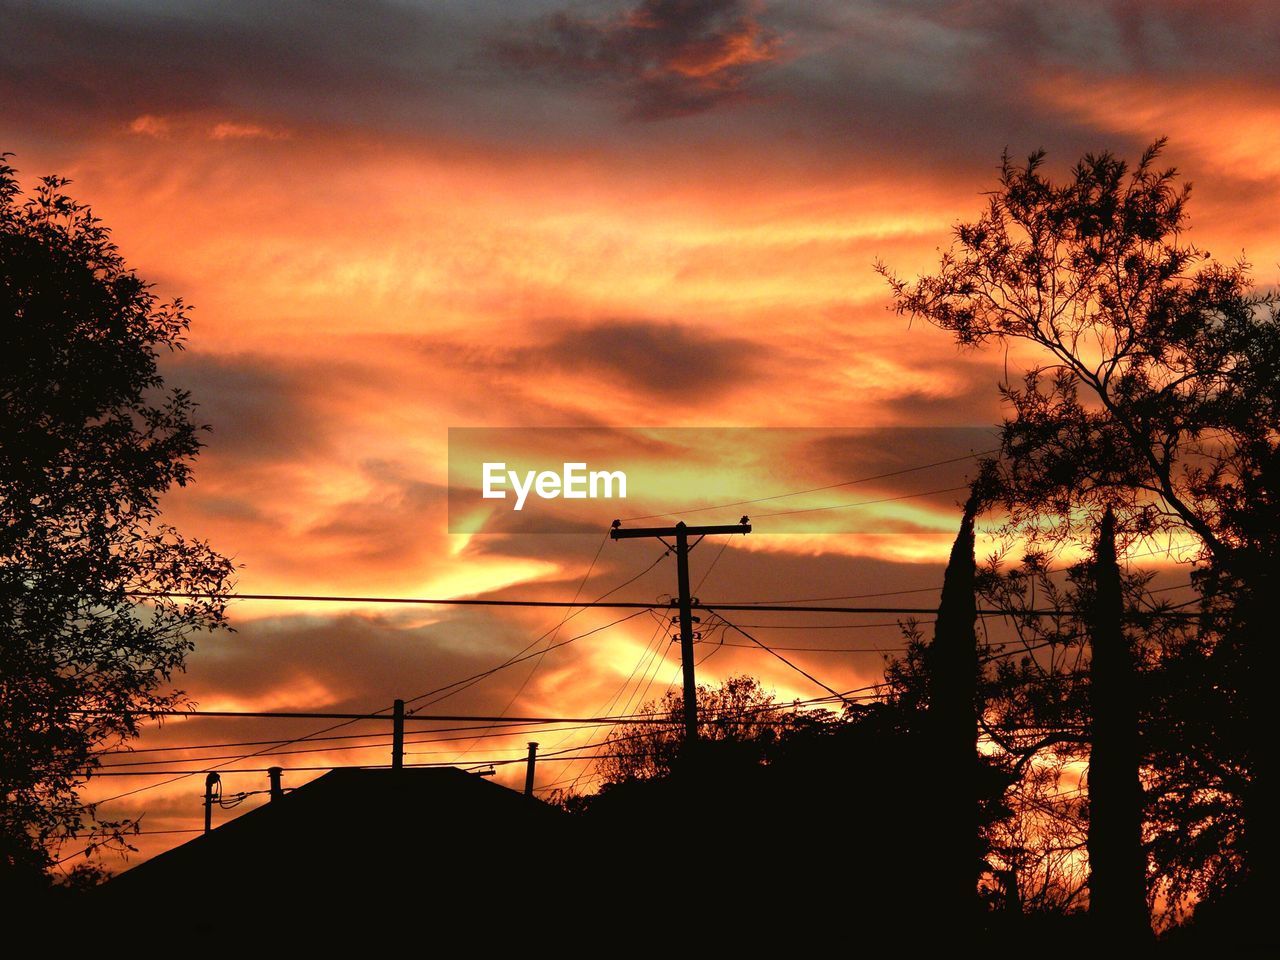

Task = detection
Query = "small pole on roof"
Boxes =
[524,741,539,797]
[268,766,284,802]
[392,698,405,771]
[203,772,221,834]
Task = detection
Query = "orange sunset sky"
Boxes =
[4,0,1279,868]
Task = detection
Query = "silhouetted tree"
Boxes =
[1086,507,1149,940]
[881,139,1280,938]
[925,491,982,926]
[0,157,232,890]
[594,674,832,784]
[955,533,1205,929]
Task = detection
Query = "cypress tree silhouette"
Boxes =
[1230,552,1278,938]
[926,491,981,927]
[1086,507,1150,941]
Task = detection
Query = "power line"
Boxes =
[90,562,671,808]
[696,638,911,654]
[490,532,610,725]
[74,707,692,724]
[89,547,673,808]
[92,720,563,757]
[753,483,973,520]
[83,757,623,778]
[703,609,853,706]
[407,608,651,717]
[87,700,876,778]
[548,611,671,786]
[620,448,998,522]
[725,586,943,604]
[85,753,682,778]
[702,619,929,630]
[404,549,673,715]
[96,722,677,769]
[78,697,861,727]
[440,534,639,765]
[124,593,1203,617]
[81,689,862,782]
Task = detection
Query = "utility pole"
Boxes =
[203,772,220,834]
[392,698,405,771]
[610,518,751,742]
[268,766,284,802]
[524,741,539,797]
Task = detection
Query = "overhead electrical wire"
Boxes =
[404,547,672,715]
[619,448,998,522]
[434,543,668,765]
[88,552,671,807]
[559,538,734,790]
[540,610,671,790]
[753,483,973,520]
[703,607,855,706]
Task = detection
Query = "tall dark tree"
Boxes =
[926,491,982,925]
[0,157,232,889]
[880,140,1280,935]
[1086,507,1149,940]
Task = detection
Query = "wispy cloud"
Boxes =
[128,114,290,141]
[209,120,290,141]
[128,114,171,138]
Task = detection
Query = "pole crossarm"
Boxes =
[610,521,752,540]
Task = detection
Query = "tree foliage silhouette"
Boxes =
[0,157,232,889]
[882,140,1280,938]
[594,674,829,785]
[924,492,984,927]
[1085,507,1148,939]
[572,671,1009,946]
[880,138,1278,558]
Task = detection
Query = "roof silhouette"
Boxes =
[107,767,565,921]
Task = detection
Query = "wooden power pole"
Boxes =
[610,518,751,742]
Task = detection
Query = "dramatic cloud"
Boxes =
[498,0,783,119]
[483,317,757,401]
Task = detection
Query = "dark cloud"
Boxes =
[710,0,1280,187]
[889,379,1006,425]
[538,318,757,394]
[496,0,783,120]
[160,351,340,463]
[184,610,525,712]
[0,0,487,136]
[442,318,758,402]
[5,0,1278,185]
